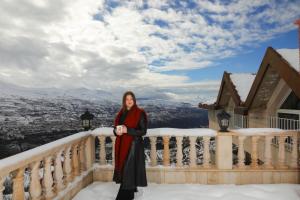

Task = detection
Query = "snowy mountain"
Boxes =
[0,81,208,159]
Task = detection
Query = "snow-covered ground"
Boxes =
[73,182,300,200]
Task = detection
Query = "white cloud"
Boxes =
[0,0,298,105]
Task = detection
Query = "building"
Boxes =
[199,47,300,131]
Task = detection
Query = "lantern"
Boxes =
[80,109,95,131]
[217,110,231,132]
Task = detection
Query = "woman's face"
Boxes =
[125,95,134,109]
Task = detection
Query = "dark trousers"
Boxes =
[115,183,137,200]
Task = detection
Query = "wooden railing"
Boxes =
[0,127,299,200]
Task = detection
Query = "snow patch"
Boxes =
[230,73,256,102]
[72,181,300,200]
[276,48,299,72]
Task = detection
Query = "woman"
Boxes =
[113,91,148,200]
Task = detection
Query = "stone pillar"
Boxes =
[203,136,211,168]
[43,156,55,199]
[237,136,246,168]
[176,136,183,167]
[150,137,157,166]
[85,136,95,170]
[111,136,116,166]
[54,150,65,192]
[72,143,80,176]
[0,175,5,200]
[98,136,106,165]
[278,135,289,169]
[30,161,42,200]
[12,168,25,200]
[216,133,233,169]
[264,135,274,169]
[250,136,260,169]
[290,134,299,168]
[163,136,170,166]
[189,136,197,168]
[63,145,73,183]
[79,139,86,172]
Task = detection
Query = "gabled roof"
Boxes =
[198,71,256,109]
[244,47,300,109]
[199,47,300,112]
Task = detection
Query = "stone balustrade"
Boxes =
[0,131,95,200]
[231,128,299,169]
[94,128,217,169]
[0,127,299,200]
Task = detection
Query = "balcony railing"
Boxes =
[0,127,299,200]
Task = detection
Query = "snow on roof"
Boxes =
[276,48,299,71]
[229,73,256,102]
[92,127,217,137]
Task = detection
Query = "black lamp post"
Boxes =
[217,110,231,132]
[80,109,95,131]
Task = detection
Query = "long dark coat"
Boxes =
[112,108,148,190]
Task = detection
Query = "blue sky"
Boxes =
[0,0,299,105]
[179,29,299,81]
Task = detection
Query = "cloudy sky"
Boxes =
[0,0,299,105]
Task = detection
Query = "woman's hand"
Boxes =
[116,127,123,136]
[122,125,127,133]
[116,129,123,136]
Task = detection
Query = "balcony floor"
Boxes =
[72,181,300,200]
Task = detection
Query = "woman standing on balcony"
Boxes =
[113,91,148,200]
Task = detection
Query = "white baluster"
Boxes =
[54,150,65,192]
[264,135,274,169]
[176,136,183,167]
[189,136,197,168]
[98,136,106,165]
[278,135,289,169]
[290,134,299,168]
[111,136,116,166]
[163,136,170,166]
[63,145,73,183]
[203,136,211,168]
[30,161,42,200]
[0,175,6,200]
[150,137,157,166]
[79,139,86,172]
[13,168,25,200]
[251,136,260,169]
[43,156,55,199]
[237,136,246,168]
[72,143,80,176]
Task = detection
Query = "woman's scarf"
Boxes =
[113,104,147,177]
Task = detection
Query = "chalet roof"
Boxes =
[199,47,300,112]
[245,47,300,109]
[198,72,255,109]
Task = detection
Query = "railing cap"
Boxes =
[92,127,217,137]
[231,128,298,136]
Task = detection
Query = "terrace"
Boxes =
[0,127,299,200]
